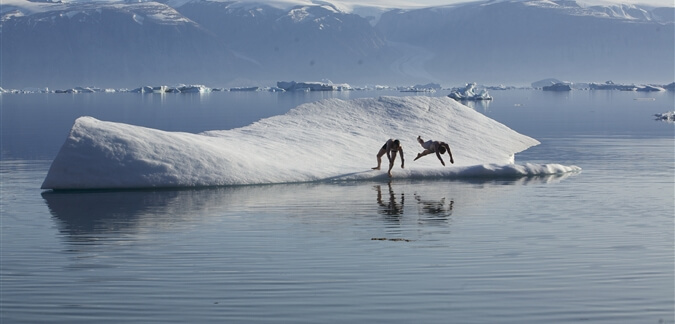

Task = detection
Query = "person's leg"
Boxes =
[415,136,427,161]
[372,148,386,169]
[414,149,431,161]
[387,151,398,176]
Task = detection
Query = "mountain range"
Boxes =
[1,0,673,88]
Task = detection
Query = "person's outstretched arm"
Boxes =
[444,143,454,164]
[435,150,445,166]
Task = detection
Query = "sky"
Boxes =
[237,0,675,9]
[232,0,675,9]
[412,0,673,5]
[5,0,673,12]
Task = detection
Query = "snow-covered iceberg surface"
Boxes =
[41,96,580,190]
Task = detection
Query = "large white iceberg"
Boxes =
[41,96,579,190]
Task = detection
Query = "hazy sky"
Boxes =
[346,0,674,8]
[164,0,675,10]
[5,0,674,12]
[269,0,675,9]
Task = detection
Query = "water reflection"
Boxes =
[374,181,454,223]
[414,193,453,220]
[43,177,571,247]
[42,190,183,243]
[375,182,404,216]
[457,99,491,111]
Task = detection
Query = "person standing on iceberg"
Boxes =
[372,139,405,177]
[414,136,454,166]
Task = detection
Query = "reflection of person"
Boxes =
[372,139,405,177]
[413,136,454,166]
[375,182,404,216]
[414,194,454,217]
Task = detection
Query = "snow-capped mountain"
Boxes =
[1,0,672,88]
[376,0,674,85]
[174,1,388,82]
[1,1,265,87]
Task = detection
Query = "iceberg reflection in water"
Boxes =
[43,175,572,242]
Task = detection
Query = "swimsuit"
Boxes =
[382,139,396,151]
[422,140,436,152]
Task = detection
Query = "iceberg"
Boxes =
[41,96,580,190]
[277,81,352,91]
[531,78,564,89]
[229,86,260,92]
[543,83,573,91]
[589,81,638,91]
[447,83,493,101]
[130,85,170,93]
[655,111,675,123]
[176,84,211,93]
[636,85,665,92]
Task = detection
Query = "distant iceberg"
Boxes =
[130,85,173,93]
[41,96,580,190]
[448,83,492,101]
[636,85,665,92]
[589,81,637,91]
[399,83,441,93]
[543,83,573,91]
[54,86,98,94]
[177,84,211,93]
[229,86,260,92]
[277,81,352,91]
[655,111,675,123]
[532,78,564,89]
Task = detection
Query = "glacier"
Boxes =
[41,96,580,190]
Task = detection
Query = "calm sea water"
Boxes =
[1,89,673,323]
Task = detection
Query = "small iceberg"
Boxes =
[589,81,637,91]
[655,111,675,123]
[636,85,665,92]
[277,80,352,91]
[177,84,211,93]
[448,83,493,101]
[543,83,573,91]
[130,85,172,93]
[229,86,260,92]
[400,83,441,93]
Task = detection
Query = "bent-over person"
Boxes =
[372,139,405,177]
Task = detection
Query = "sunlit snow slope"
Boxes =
[41,96,580,189]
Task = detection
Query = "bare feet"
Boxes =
[372,166,380,170]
